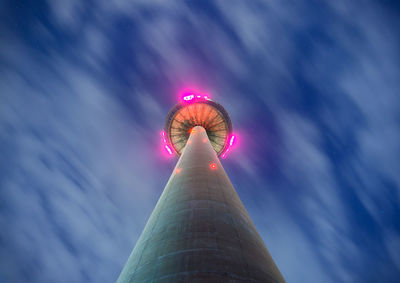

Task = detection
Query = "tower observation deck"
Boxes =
[117,94,285,282]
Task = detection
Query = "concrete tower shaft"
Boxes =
[117,126,285,282]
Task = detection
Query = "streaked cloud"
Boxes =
[1,1,399,282]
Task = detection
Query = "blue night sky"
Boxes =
[1,1,400,282]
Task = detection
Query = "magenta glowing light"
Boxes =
[221,148,230,159]
[229,135,235,146]
[221,134,237,159]
[181,92,211,103]
[160,130,174,156]
[160,131,167,143]
[183,94,194,101]
[164,145,173,155]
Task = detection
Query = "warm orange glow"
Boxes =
[169,103,229,155]
[175,168,182,174]
[209,163,217,170]
[187,140,192,144]
[202,138,207,143]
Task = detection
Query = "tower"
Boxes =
[117,94,285,282]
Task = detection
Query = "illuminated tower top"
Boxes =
[163,93,235,158]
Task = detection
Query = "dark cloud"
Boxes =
[1,1,399,282]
